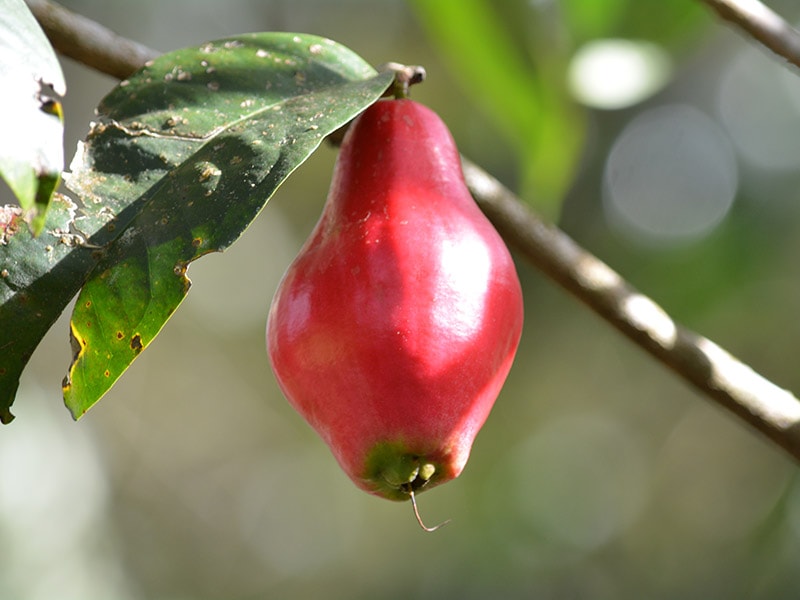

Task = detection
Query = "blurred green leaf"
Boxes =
[560,0,706,47]
[0,0,66,234]
[560,0,707,53]
[615,0,706,47]
[410,0,539,146]
[0,32,392,422]
[561,0,627,40]
[409,0,584,220]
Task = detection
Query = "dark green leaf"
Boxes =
[61,33,392,419]
[0,32,391,422]
[0,195,97,424]
[0,0,65,233]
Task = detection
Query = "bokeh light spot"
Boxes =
[653,406,789,543]
[717,46,800,171]
[568,39,672,110]
[603,104,738,244]
[511,414,649,551]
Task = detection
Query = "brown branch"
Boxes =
[699,0,800,70]
[26,0,159,80]
[463,161,800,461]
[29,1,800,462]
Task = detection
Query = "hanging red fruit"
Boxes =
[266,97,523,511]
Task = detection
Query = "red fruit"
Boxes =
[266,98,523,502]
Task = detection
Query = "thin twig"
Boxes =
[28,1,800,462]
[26,0,159,80]
[699,0,800,70]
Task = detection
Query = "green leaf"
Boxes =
[0,0,65,234]
[0,195,94,424]
[60,33,392,419]
[561,0,705,46]
[0,33,391,422]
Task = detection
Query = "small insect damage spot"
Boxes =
[66,321,87,365]
[173,261,193,294]
[39,97,63,120]
[195,160,222,197]
[196,161,221,183]
[36,78,65,117]
[163,66,193,83]
[162,115,188,130]
[0,205,23,245]
[130,334,143,354]
[173,262,188,277]
[63,321,88,392]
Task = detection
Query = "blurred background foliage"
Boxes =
[3,0,800,598]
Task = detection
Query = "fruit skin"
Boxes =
[267,98,523,501]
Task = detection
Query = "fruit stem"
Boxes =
[325,63,427,147]
[408,488,451,533]
[378,62,427,99]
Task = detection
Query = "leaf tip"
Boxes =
[0,408,15,425]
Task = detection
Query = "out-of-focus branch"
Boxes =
[29,1,800,463]
[463,161,800,462]
[699,0,800,70]
[26,0,159,80]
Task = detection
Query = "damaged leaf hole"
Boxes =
[162,115,189,130]
[196,161,221,185]
[36,79,64,118]
[130,334,143,353]
[0,205,22,245]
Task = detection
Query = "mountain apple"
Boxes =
[266,97,523,517]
